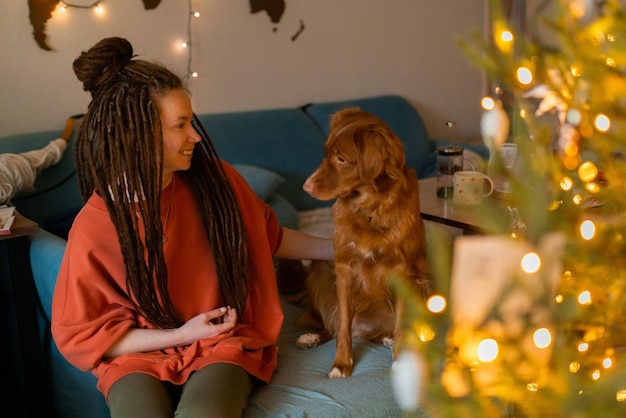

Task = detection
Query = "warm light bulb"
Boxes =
[569,361,581,373]
[595,114,610,132]
[417,324,435,342]
[181,42,189,48]
[517,67,533,85]
[560,177,573,191]
[481,96,495,110]
[521,252,541,273]
[191,71,199,78]
[578,161,598,182]
[578,291,592,305]
[580,220,595,240]
[500,30,514,43]
[603,357,613,369]
[427,295,446,313]
[192,11,200,17]
[578,342,589,352]
[617,390,626,402]
[533,328,552,349]
[592,369,601,380]
[94,4,103,14]
[477,339,498,363]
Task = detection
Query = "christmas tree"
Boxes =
[392,1,626,416]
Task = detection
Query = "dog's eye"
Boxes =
[336,155,346,164]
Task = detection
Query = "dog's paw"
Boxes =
[329,361,353,378]
[296,333,321,349]
[382,336,394,349]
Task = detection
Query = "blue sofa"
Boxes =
[1,95,487,418]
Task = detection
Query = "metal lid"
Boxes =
[436,145,464,156]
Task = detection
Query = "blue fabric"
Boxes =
[197,108,329,211]
[232,164,285,200]
[30,229,110,418]
[245,297,404,418]
[2,129,84,226]
[265,193,300,229]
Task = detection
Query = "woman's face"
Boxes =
[154,88,201,187]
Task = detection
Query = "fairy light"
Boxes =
[527,383,538,392]
[500,30,514,43]
[578,161,598,182]
[603,357,613,369]
[617,390,626,402]
[533,328,552,349]
[570,362,581,373]
[481,96,495,110]
[560,177,573,191]
[416,323,435,342]
[578,342,589,352]
[578,290,592,305]
[573,194,583,205]
[477,339,498,363]
[521,252,541,273]
[427,295,447,313]
[595,114,611,132]
[60,1,105,12]
[183,0,201,80]
[580,220,596,240]
[592,369,601,380]
[585,182,600,193]
[517,66,533,85]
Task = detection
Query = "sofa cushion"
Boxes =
[303,95,438,179]
[232,164,285,200]
[0,128,83,227]
[197,108,329,211]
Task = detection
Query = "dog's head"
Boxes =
[303,108,407,201]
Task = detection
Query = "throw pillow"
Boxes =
[232,164,285,201]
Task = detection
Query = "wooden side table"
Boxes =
[0,214,54,417]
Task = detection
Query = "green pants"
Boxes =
[107,363,258,418]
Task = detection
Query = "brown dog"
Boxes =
[296,107,431,378]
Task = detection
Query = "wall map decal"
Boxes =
[27,0,297,52]
[28,0,162,51]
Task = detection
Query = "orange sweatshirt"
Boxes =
[51,163,284,399]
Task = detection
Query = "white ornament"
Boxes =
[480,102,510,148]
[391,350,426,411]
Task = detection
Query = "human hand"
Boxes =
[176,306,237,345]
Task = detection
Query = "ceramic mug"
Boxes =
[453,171,494,206]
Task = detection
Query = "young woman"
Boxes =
[51,37,333,418]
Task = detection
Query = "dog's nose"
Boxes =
[303,181,314,194]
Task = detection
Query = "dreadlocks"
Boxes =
[73,37,249,328]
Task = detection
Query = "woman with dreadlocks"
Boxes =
[51,37,333,418]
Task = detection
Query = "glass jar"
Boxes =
[436,145,464,199]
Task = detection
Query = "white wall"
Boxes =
[0,0,486,142]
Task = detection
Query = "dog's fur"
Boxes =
[296,108,431,378]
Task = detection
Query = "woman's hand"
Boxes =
[104,306,238,358]
[175,306,238,346]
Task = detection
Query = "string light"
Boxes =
[60,1,104,12]
[183,0,201,81]
[57,0,197,80]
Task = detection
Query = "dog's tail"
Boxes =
[274,258,310,306]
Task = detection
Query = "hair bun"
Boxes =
[73,37,134,96]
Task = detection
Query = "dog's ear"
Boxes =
[355,125,406,182]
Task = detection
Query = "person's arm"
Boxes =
[274,227,334,261]
[104,306,237,358]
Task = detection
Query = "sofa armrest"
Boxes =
[29,229,67,323]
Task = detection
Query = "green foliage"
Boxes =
[396,1,626,416]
